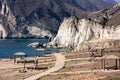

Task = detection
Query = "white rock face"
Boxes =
[49,16,120,48]
[1,0,9,15]
[27,26,52,38]
[0,24,7,38]
[0,0,16,38]
[102,26,120,38]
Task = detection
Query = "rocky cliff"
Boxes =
[0,0,86,39]
[49,16,120,48]
[0,0,54,39]
[0,0,117,39]
[0,0,16,38]
[49,3,120,48]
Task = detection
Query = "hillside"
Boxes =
[0,0,117,38]
[49,3,120,48]
[89,3,120,27]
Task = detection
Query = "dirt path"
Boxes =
[24,53,65,80]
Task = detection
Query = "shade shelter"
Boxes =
[24,57,38,69]
[14,52,27,64]
[88,47,97,61]
[94,47,104,57]
[27,42,44,56]
[36,48,45,57]
[101,55,120,70]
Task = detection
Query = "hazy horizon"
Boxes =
[115,0,120,2]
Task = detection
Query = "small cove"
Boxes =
[0,39,48,58]
[0,39,70,58]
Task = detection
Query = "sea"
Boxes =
[0,39,70,58]
[0,39,48,58]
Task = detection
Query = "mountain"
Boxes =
[49,3,120,49]
[0,0,87,38]
[0,0,117,38]
[69,0,116,11]
[89,2,120,27]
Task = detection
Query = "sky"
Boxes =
[115,0,120,2]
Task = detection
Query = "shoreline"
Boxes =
[0,39,49,58]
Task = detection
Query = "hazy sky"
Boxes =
[115,0,120,2]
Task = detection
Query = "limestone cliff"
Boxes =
[49,16,120,48]
[0,0,17,38]
[0,0,117,39]
[0,0,52,38]
[0,23,7,38]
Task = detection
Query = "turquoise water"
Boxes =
[0,39,48,58]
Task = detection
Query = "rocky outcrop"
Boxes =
[49,16,120,48]
[0,0,86,38]
[0,0,16,38]
[0,23,7,38]
[89,2,120,27]
[0,0,117,39]
[0,0,54,39]
[48,3,120,48]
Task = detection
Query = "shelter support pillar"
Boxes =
[103,59,105,70]
[101,59,103,70]
[119,59,120,70]
[116,59,118,70]
[101,49,104,57]
[14,55,16,64]
[101,59,105,70]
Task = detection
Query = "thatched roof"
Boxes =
[102,55,119,59]
[36,48,45,51]
[14,52,26,56]
[94,47,103,49]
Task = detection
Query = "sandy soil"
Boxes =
[40,51,120,80]
[0,48,120,80]
[0,54,55,80]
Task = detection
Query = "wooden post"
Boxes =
[25,54,27,58]
[116,59,118,70]
[35,59,38,69]
[14,55,16,64]
[103,59,105,70]
[23,58,26,71]
[119,59,120,70]
[101,49,103,57]
[101,59,103,69]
